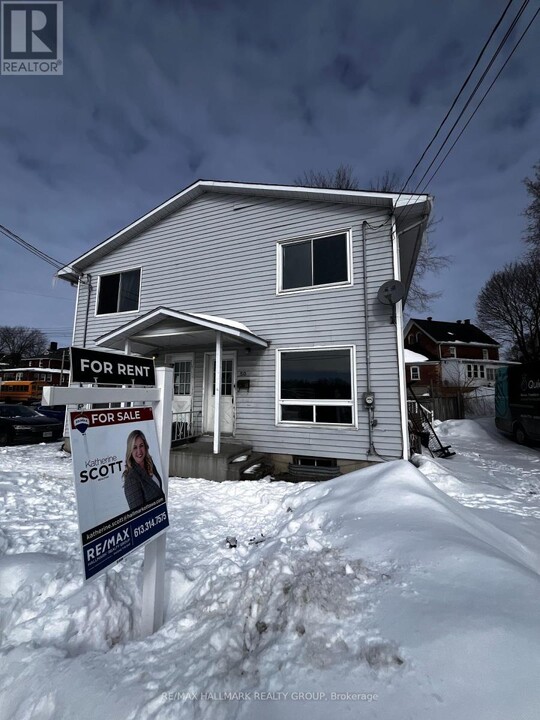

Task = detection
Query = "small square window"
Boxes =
[97,269,141,315]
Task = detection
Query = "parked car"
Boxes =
[496,362,540,444]
[0,405,63,445]
[36,404,67,423]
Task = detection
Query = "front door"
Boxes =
[204,352,236,435]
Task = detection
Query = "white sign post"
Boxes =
[42,361,173,638]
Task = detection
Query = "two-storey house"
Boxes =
[57,180,431,478]
[0,342,70,386]
[404,317,504,393]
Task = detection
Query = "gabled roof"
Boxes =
[57,179,432,283]
[407,318,499,346]
[94,307,268,354]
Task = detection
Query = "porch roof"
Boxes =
[94,307,268,354]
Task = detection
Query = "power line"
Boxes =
[0,223,71,273]
[375,0,535,232]
[409,0,531,195]
[398,0,517,199]
[421,6,540,190]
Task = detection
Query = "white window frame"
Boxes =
[95,266,142,317]
[276,228,353,296]
[449,346,456,358]
[410,366,420,381]
[467,364,486,379]
[275,345,357,427]
[486,367,496,382]
[168,353,194,396]
[482,349,489,360]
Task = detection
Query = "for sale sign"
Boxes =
[69,406,169,581]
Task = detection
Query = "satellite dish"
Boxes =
[377,280,406,306]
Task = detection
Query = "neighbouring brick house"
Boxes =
[0,342,70,386]
[404,317,506,394]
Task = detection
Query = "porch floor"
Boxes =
[169,436,256,481]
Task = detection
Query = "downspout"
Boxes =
[82,274,92,349]
[362,221,375,456]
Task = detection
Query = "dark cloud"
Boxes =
[327,54,368,93]
[0,0,539,339]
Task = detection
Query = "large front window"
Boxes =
[278,348,355,425]
[278,231,350,293]
[96,269,141,315]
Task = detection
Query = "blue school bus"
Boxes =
[495,362,540,444]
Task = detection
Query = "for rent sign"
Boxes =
[70,406,169,581]
[70,346,156,386]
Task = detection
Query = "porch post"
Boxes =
[213,331,222,454]
[122,340,132,408]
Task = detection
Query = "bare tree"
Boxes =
[0,326,48,365]
[293,164,450,311]
[366,170,404,193]
[294,164,360,191]
[476,257,540,362]
[524,161,540,253]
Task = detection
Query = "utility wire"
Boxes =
[398,0,517,199]
[409,0,531,195]
[368,0,530,229]
[0,223,71,273]
[421,6,540,190]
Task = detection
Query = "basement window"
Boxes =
[96,268,141,315]
[292,456,337,467]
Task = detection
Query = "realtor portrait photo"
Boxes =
[123,430,165,511]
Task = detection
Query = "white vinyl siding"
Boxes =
[73,193,403,460]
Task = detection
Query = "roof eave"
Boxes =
[57,180,431,277]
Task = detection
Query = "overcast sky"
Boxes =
[0,0,538,346]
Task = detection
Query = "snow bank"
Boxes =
[1,438,540,720]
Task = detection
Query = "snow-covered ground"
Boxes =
[1,420,540,720]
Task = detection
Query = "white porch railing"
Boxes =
[172,411,202,445]
[407,399,434,425]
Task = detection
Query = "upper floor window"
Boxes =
[97,269,141,315]
[410,366,420,381]
[449,347,456,358]
[278,231,351,293]
[482,349,489,360]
